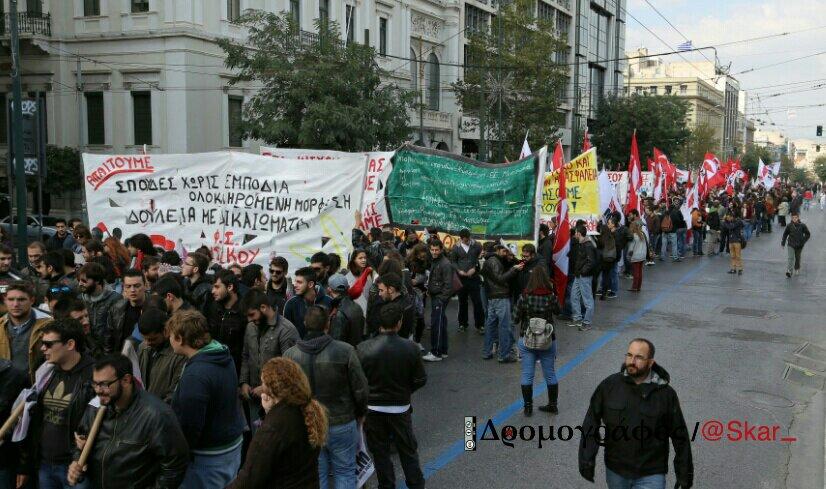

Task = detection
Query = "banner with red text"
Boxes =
[83,152,366,272]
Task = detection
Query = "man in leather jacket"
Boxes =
[68,354,189,488]
[358,302,426,489]
[579,339,693,489]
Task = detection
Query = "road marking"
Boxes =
[411,260,710,485]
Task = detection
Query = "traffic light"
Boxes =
[818,125,823,137]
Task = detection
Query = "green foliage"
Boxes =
[33,145,81,195]
[790,167,812,184]
[590,94,690,169]
[451,0,568,162]
[813,155,826,182]
[740,144,773,178]
[218,12,415,151]
[780,154,794,177]
[675,123,719,170]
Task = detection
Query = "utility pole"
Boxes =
[417,37,424,146]
[495,1,504,163]
[9,0,28,262]
[77,55,87,222]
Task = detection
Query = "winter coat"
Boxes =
[782,221,811,249]
[481,253,518,300]
[0,309,52,383]
[0,360,27,470]
[329,295,365,347]
[571,240,598,278]
[512,288,558,339]
[266,277,294,314]
[185,275,213,312]
[627,234,649,263]
[449,240,483,277]
[778,201,790,217]
[579,363,693,487]
[138,341,186,403]
[81,286,121,340]
[427,255,455,302]
[283,288,333,339]
[357,332,426,407]
[103,294,149,354]
[172,340,244,452]
[239,314,300,388]
[721,218,745,244]
[204,298,247,375]
[283,334,369,426]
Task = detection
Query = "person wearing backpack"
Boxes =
[658,206,678,262]
[514,266,560,416]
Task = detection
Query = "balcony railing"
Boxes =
[0,12,52,37]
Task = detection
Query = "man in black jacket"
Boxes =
[449,229,485,334]
[782,211,811,277]
[181,252,213,312]
[423,239,454,362]
[579,338,693,489]
[204,270,246,377]
[570,225,597,331]
[18,319,95,489]
[103,269,147,354]
[367,273,414,339]
[284,306,368,489]
[326,275,365,347]
[68,354,189,488]
[481,245,523,362]
[537,223,554,276]
[358,302,426,489]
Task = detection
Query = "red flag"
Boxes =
[582,130,592,152]
[551,139,565,172]
[551,141,569,306]
[625,131,642,214]
[646,158,654,172]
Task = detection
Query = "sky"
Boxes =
[625,0,826,142]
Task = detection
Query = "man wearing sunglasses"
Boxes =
[68,355,189,488]
[17,319,95,489]
[265,256,294,313]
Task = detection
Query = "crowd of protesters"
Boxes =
[0,178,817,489]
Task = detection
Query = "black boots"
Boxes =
[538,384,559,414]
[521,385,533,416]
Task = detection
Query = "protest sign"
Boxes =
[83,151,366,272]
[385,145,546,240]
[606,171,655,205]
[261,146,394,231]
[541,148,599,230]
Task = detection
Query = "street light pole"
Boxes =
[9,0,29,262]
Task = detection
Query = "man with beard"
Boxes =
[46,219,77,252]
[141,256,161,292]
[17,319,95,489]
[368,273,414,340]
[283,267,332,339]
[67,354,189,488]
[103,269,148,354]
[36,251,78,293]
[137,308,186,403]
[241,264,267,292]
[204,270,246,376]
[181,252,213,312]
[239,290,298,428]
[579,339,693,489]
[310,252,331,289]
[78,263,120,342]
[265,256,294,312]
[449,229,485,334]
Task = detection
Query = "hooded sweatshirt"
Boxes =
[172,340,244,454]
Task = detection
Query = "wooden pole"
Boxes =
[77,406,107,467]
[0,402,25,441]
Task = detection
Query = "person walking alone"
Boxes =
[781,211,811,277]
[722,212,745,275]
[627,221,648,292]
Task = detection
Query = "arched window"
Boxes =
[427,53,440,110]
[410,49,418,95]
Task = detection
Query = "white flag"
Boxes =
[519,134,532,159]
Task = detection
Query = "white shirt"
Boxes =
[368,405,410,414]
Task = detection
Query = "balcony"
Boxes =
[0,12,52,37]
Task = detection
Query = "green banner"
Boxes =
[385,145,543,239]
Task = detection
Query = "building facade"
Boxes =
[754,129,789,161]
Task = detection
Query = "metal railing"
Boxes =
[0,12,52,37]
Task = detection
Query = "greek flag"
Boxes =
[677,40,693,52]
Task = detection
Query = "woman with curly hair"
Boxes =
[229,357,328,489]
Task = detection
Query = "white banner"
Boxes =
[607,171,654,205]
[83,152,366,272]
[261,147,394,231]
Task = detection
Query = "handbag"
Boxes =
[523,317,554,350]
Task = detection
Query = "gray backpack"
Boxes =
[523,317,554,350]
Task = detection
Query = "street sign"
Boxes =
[6,96,46,177]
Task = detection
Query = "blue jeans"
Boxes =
[180,444,242,489]
[570,277,594,325]
[743,221,753,241]
[675,228,687,257]
[483,298,513,359]
[518,339,557,386]
[429,297,448,356]
[39,463,89,489]
[692,229,704,254]
[319,420,358,489]
[660,233,677,260]
[605,468,666,489]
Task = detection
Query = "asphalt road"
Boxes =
[387,207,826,489]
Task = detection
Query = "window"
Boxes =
[228,96,243,147]
[410,49,418,94]
[85,92,105,145]
[635,86,643,94]
[538,1,554,22]
[649,86,657,95]
[227,0,240,22]
[664,85,672,95]
[290,0,300,29]
[556,12,571,38]
[679,84,687,94]
[364,28,369,46]
[427,54,440,110]
[319,0,329,25]
[465,5,487,35]
[345,5,355,44]
[590,66,605,114]
[84,0,100,16]
[26,0,42,15]
[131,0,149,13]
[132,91,152,145]
[588,9,610,62]
[379,18,387,56]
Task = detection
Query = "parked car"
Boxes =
[0,216,57,246]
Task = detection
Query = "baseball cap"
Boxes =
[327,274,349,293]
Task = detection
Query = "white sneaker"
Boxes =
[422,353,443,362]
[794,269,800,276]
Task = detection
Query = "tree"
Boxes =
[675,123,718,170]
[218,12,414,151]
[790,167,812,184]
[451,0,568,162]
[813,155,826,182]
[740,144,772,178]
[590,94,690,169]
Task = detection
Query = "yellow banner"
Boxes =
[541,148,599,218]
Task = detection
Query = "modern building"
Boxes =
[789,139,823,171]
[754,129,789,161]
